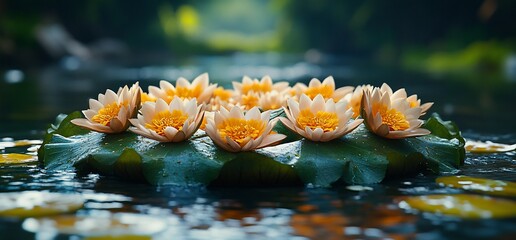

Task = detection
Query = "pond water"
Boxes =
[1,54,515,239]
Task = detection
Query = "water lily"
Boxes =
[148,73,217,104]
[258,90,289,111]
[129,97,204,142]
[208,86,236,111]
[279,94,363,142]
[293,76,353,102]
[141,91,157,104]
[343,84,373,118]
[235,91,261,110]
[205,106,286,152]
[380,83,433,115]
[361,86,430,139]
[232,75,289,95]
[71,83,141,133]
[199,110,215,131]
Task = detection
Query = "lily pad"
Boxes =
[398,194,516,219]
[39,112,465,186]
[465,140,516,153]
[0,153,38,164]
[0,191,84,218]
[22,213,166,238]
[436,175,516,197]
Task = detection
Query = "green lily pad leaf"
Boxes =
[210,150,302,187]
[423,113,465,144]
[38,111,89,162]
[398,194,516,219]
[436,175,516,197]
[406,134,462,173]
[293,140,348,187]
[42,131,232,185]
[113,148,146,182]
[43,132,105,171]
[140,135,232,185]
[423,113,466,164]
[40,112,465,186]
[294,129,393,186]
[86,133,143,176]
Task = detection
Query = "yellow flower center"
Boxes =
[213,87,232,101]
[242,82,272,94]
[218,118,266,146]
[262,102,280,111]
[372,103,410,131]
[240,93,260,110]
[145,110,189,135]
[304,85,333,99]
[92,102,121,126]
[297,109,339,132]
[141,92,156,103]
[381,109,410,131]
[164,85,202,103]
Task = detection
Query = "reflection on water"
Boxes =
[0,151,515,239]
[1,55,515,239]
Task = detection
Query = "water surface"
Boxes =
[1,55,515,239]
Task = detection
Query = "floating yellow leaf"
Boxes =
[0,139,42,148]
[22,213,166,237]
[14,139,43,147]
[0,191,84,218]
[437,175,516,197]
[0,153,38,164]
[465,140,516,153]
[399,194,516,219]
[85,236,152,240]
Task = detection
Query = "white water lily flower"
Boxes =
[199,110,215,131]
[279,94,363,142]
[71,83,141,133]
[361,87,430,139]
[258,90,289,111]
[148,73,217,104]
[205,106,286,152]
[208,87,236,111]
[380,83,433,116]
[343,84,373,118]
[235,91,261,110]
[129,97,204,142]
[293,76,353,102]
[232,75,289,95]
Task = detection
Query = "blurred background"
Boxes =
[1,0,516,135]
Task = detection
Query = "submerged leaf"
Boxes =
[0,153,38,164]
[0,191,84,218]
[436,175,516,197]
[465,140,516,153]
[398,194,516,219]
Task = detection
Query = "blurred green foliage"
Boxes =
[1,0,515,73]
